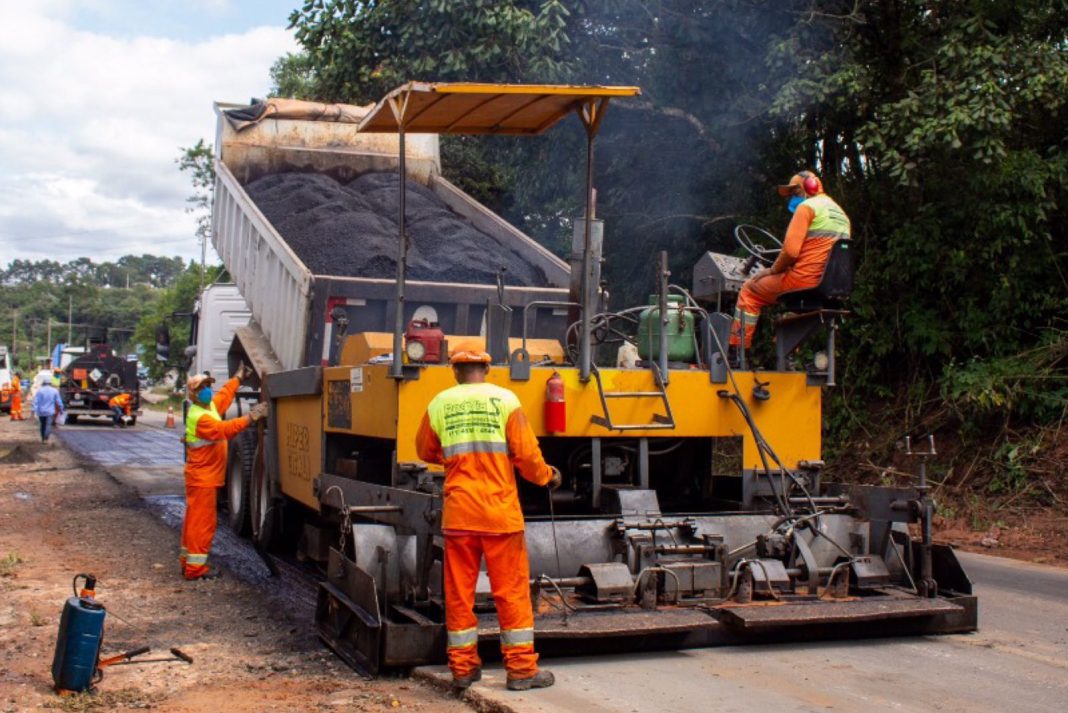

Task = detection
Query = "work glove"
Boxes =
[547,465,563,491]
[234,361,253,383]
[249,402,269,423]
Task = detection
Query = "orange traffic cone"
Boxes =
[165,406,176,428]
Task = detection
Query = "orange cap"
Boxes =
[449,339,492,364]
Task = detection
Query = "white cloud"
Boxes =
[0,4,295,263]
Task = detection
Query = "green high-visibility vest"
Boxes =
[428,383,521,458]
[803,194,851,240]
[186,401,223,449]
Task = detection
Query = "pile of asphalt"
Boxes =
[0,444,38,465]
[245,171,548,286]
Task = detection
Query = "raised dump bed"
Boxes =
[211,100,570,373]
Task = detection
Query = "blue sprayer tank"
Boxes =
[52,574,105,693]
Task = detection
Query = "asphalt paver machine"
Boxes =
[222,83,976,674]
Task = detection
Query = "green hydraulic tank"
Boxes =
[637,295,695,362]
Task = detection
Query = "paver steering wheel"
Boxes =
[734,224,783,266]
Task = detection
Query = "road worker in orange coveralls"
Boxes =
[108,391,133,428]
[181,366,266,580]
[730,170,851,351]
[416,341,562,692]
[9,372,24,420]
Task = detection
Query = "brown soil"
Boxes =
[0,421,470,713]
[935,508,1068,568]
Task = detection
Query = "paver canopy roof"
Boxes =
[357,82,642,136]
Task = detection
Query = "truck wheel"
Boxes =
[250,430,279,550]
[67,415,79,424]
[225,430,255,535]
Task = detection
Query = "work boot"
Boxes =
[186,566,223,581]
[506,670,554,691]
[451,670,481,691]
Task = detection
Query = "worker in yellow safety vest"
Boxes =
[180,367,267,580]
[730,170,851,351]
[415,340,562,692]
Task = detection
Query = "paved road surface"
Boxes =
[417,554,1068,713]
[59,424,1068,712]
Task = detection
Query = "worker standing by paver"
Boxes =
[729,170,851,351]
[415,340,561,692]
[31,377,64,443]
[108,392,133,428]
[180,366,267,580]
[10,371,23,420]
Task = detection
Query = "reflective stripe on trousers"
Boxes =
[447,627,479,649]
[500,627,535,649]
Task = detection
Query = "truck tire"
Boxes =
[225,430,255,536]
[66,414,79,424]
[249,427,278,550]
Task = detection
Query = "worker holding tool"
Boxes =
[32,377,65,443]
[181,365,266,580]
[729,170,851,352]
[10,371,23,421]
[415,340,562,692]
[108,392,133,428]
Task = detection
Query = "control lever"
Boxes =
[741,254,761,275]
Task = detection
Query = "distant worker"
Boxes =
[32,377,65,443]
[108,392,133,428]
[415,340,562,692]
[730,170,851,352]
[9,372,23,421]
[180,365,266,580]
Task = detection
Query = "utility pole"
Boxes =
[11,308,16,352]
[46,318,52,358]
[67,294,72,345]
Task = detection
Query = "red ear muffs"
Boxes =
[802,175,819,195]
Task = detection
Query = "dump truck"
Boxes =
[210,84,976,675]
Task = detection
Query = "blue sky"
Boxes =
[0,1,299,264]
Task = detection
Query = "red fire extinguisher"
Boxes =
[544,371,566,433]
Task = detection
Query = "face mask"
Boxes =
[197,386,213,403]
[787,195,804,213]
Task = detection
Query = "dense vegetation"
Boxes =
[276,0,1067,512]
[0,256,189,369]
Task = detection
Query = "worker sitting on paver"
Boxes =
[108,392,133,428]
[180,366,266,581]
[729,170,851,353]
[415,340,562,692]
[10,372,23,421]
[32,377,65,443]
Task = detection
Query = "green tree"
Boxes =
[177,140,216,283]
[133,262,224,380]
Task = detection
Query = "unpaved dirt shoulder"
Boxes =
[0,420,469,713]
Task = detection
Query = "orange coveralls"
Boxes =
[9,376,22,420]
[180,377,251,579]
[108,392,132,425]
[729,198,841,348]
[415,382,553,680]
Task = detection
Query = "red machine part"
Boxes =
[544,370,566,433]
[404,319,445,364]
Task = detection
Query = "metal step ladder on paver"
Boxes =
[589,363,677,431]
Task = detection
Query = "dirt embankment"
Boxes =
[0,422,469,713]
